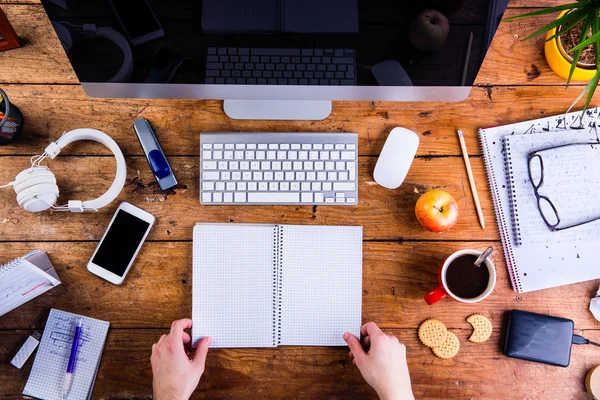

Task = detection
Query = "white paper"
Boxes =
[590,286,600,322]
[505,130,600,246]
[23,309,109,400]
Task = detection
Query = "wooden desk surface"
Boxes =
[1,1,599,398]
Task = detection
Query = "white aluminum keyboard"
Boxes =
[200,132,358,205]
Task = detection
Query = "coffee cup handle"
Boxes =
[424,285,448,305]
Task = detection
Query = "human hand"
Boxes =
[151,319,211,400]
[344,322,414,400]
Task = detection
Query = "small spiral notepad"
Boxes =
[191,223,362,348]
[0,251,60,317]
[23,309,109,400]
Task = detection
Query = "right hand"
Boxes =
[343,322,414,400]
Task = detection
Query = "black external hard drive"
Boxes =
[504,310,574,367]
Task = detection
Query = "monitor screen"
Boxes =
[41,0,509,92]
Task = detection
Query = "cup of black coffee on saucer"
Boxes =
[424,248,496,305]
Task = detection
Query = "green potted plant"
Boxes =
[505,1,600,111]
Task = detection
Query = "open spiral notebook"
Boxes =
[191,223,362,348]
[480,108,600,293]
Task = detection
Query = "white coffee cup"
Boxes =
[424,249,496,305]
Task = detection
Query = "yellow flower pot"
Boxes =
[544,10,597,81]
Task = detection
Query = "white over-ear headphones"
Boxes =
[52,21,134,83]
[2,128,127,212]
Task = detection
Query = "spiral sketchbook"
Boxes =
[505,130,600,247]
[479,108,600,293]
[0,251,60,317]
[191,223,362,348]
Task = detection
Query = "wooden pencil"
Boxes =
[457,129,485,229]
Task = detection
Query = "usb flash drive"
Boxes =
[133,118,178,191]
[11,331,42,369]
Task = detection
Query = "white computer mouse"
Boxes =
[374,127,419,189]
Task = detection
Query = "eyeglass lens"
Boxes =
[528,155,543,188]
[537,196,559,227]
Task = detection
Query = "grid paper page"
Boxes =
[279,225,362,346]
[23,309,109,400]
[506,130,600,246]
[192,224,277,348]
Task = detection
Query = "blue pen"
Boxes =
[61,319,83,399]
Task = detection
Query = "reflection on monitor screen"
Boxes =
[41,0,509,101]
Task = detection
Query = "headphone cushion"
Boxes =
[13,168,57,194]
[16,183,59,208]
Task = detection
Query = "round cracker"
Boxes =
[418,319,448,348]
[432,331,460,359]
[466,314,493,343]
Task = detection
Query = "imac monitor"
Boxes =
[41,0,510,119]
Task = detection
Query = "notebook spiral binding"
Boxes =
[504,138,523,247]
[0,257,23,274]
[273,225,284,346]
[479,131,522,292]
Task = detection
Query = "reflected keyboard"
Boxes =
[205,48,357,86]
[200,132,358,205]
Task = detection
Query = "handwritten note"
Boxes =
[23,309,109,400]
[505,129,600,246]
[0,251,60,317]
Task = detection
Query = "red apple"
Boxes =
[415,189,459,232]
[409,9,450,52]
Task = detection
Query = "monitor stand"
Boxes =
[223,100,332,120]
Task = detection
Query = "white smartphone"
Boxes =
[87,202,155,285]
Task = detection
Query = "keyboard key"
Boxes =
[248,182,257,191]
[202,151,212,159]
[323,182,332,191]
[269,182,279,191]
[224,192,233,202]
[202,193,212,203]
[301,193,313,203]
[347,198,356,203]
[259,182,268,191]
[226,182,236,191]
[213,192,223,203]
[237,182,247,191]
[216,182,225,191]
[334,182,356,191]
[336,198,345,203]
[291,182,300,191]
[202,171,219,180]
[325,197,334,203]
[234,192,246,202]
[315,193,324,203]
[301,182,311,191]
[203,161,217,170]
[202,182,215,191]
[248,193,300,203]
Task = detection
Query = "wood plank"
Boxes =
[1,327,599,399]
[1,4,597,89]
[0,5,77,84]
[2,85,599,158]
[1,241,599,331]
[0,155,501,241]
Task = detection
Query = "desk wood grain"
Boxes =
[0,1,599,399]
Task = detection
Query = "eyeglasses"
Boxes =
[527,142,600,232]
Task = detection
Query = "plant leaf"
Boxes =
[545,11,589,42]
[568,70,600,114]
[504,3,585,21]
[566,16,592,86]
[522,8,588,41]
[569,28,600,51]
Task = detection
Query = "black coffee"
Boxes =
[445,255,490,299]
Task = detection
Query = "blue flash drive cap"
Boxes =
[148,149,170,179]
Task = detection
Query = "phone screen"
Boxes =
[92,209,150,276]
[111,0,161,39]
